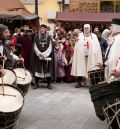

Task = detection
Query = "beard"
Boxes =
[2,35,10,40]
[111,24,120,35]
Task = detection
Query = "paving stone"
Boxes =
[17,83,108,129]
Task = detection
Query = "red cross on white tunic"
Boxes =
[84,42,89,49]
[76,38,79,42]
[116,57,120,66]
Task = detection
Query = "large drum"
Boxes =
[0,69,16,85]
[103,99,120,129]
[88,68,105,85]
[0,84,24,129]
[89,81,120,120]
[13,68,32,96]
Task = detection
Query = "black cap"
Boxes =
[40,24,47,29]
[0,24,8,34]
[112,18,120,25]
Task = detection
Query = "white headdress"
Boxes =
[84,24,91,28]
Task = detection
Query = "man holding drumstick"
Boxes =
[98,19,120,81]
[0,24,24,70]
[105,18,120,80]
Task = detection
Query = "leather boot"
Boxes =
[75,80,81,88]
[33,85,38,89]
[33,82,39,89]
[47,83,53,90]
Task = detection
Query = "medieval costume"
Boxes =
[105,18,120,81]
[94,30,108,61]
[96,18,120,129]
[31,24,54,89]
[0,40,18,69]
[19,31,33,70]
[0,24,23,69]
[71,24,103,87]
[54,42,66,82]
[64,42,75,83]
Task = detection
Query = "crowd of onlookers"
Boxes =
[52,22,112,83]
[8,22,112,83]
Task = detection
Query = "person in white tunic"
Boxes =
[104,18,120,81]
[71,24,103,88]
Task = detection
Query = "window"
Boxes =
[116,1,120,12]
[100,1,114,12]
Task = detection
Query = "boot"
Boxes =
[47,83,53,90]
[33,84,38,89]
[33,77,39,89]
[75,79,81,88]
[75,82,81,88]
[31,81,35,86]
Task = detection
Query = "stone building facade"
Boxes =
[65,0,120,13]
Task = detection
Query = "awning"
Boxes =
[0,0,38,20]
[56,12,120,23]
[0,9,38,20]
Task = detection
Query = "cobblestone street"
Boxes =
[17,83,107,129]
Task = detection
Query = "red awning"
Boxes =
[56,12,120,23]
[0,0,38,20]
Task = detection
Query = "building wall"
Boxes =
[69,0,100,12]
[22,0,60,25]
[68,0,120,13]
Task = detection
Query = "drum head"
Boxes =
[0,69,16,85]
[0,85,24,113]
[13,68,32,85]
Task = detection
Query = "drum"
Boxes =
[0,84,24,129]
[0,69,16,85]
[103,99,120,129]
[88,68,105,85]
[13,68,32,96]
[89,81,120,121]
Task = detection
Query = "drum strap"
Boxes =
[104,39,115,63]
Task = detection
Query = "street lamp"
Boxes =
[35,0,38,15]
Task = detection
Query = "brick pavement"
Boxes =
[17,83,107,129]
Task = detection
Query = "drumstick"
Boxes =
[2,60,5,69]
[17,77,25,80]
[19,55,27,75]
[2,55,6,69]
[22,63,27,76]
[1,77,5,96]
[89,65,97,71]
[0,65,5,96]
[0,93,16,97]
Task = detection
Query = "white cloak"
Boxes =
[71,32,103,78]
[105,34,120,80]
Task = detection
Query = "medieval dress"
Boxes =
[64,46,75,82]
[71,32,103,81]
[105,34,120,81]
[0,40,19,69]
[54,48,66,81]
[31,34,54,81]
[19,34,33,70]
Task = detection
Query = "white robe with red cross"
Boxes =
[71,32,103,78]
[105,34,120,80]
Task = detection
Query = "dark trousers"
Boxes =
[35,76,51,84]
[77,76,83,83]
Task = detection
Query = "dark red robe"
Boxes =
[20,35,33,70]
[64,48,75,82]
